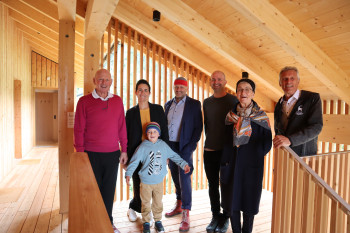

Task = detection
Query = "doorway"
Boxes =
[35,90,58,145]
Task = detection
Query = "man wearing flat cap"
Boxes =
[164,77,203,232]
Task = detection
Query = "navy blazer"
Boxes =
[164,96,203,155]
[274,90,323,156]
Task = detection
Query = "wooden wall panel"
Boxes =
[0,3,33,182]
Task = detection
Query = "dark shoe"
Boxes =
[215,217,229,233]
[165,200,182,217]
[143,222,151,233]
[112,225,121,233]
[179,209,190,232]
[155,221,165,233]
[206,216,219,233]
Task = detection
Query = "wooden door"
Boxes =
[35,91,58,145]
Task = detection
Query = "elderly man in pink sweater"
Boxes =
[74,69,127,233]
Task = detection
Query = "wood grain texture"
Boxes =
[69,152,113,233]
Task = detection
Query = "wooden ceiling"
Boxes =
[3,0,350,109]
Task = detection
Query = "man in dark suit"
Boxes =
[273,66,323,156]
[164,77,203,232]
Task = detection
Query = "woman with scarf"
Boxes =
[220,79,272,233]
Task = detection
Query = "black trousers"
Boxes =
[129,163,142,212]
[203,150,223,217]
[86,150,120,224]
[231,211,255,233]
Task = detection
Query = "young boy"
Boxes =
[126,122,190,233]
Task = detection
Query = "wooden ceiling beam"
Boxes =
[8,7,84,50]
[2,0,58,32]
[18,23,84,61]
[19,0,84,36]
[9,9,58,41]
[142,0,283,98]
[85,0,119,40]
[15,22,57,46]
[114,1,275,111]
[57,0,76,21]
[226,0,350,104]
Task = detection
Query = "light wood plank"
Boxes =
[14,80,22,159]
[84,0,119,40]
[69,152,113,233]
[226,0,350,104]
[58,19,75,214]
[141,0,282,97]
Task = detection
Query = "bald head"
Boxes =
[210,70,227,97]
[95,69,111,79]
[211,70,226,80]
[93,69,113,98]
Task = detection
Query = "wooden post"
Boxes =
[14,80,22,159]
[84,39,100,95]
[58,19,75,214]
[113,19,118,95]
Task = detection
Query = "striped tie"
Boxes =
[148,151,154,175]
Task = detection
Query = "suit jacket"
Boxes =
[125,102,169,163]
[274,90,323,156]
[164,96,203,155]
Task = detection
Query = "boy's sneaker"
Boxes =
[143,222,151,233]
[155,221,165,233]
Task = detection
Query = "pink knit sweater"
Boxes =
[74,94,127,153]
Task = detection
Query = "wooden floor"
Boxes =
[0,147,272,233]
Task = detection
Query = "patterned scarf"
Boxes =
[225,100,270,146]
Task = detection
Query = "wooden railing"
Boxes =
[303,151,350,205]
[69,152,113,233]
[272,147,350,233]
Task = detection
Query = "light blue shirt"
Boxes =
[167,96,186,142]
[125,139,188,184]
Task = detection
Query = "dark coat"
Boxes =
[125,102,169,164]
[274,90,323,156]
[164,96,203,155]
[220,120,272,216]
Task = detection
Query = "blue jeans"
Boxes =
[168,141,193,210]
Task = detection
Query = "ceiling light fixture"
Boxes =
[153,10,160,22]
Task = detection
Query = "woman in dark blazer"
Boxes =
[125,79,169,222]
[220,79,272,233]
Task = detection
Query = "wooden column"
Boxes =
[84,39,100,95]
[14,80,22,159]
[58,19,75,213]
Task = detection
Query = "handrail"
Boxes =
[68,152,113,233]
[304,149,350,158]
[283,146,350,213]
[272,146,350,233]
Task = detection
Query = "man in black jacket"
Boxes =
[273,66,323,156]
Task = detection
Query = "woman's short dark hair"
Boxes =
[135,79,151,92]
